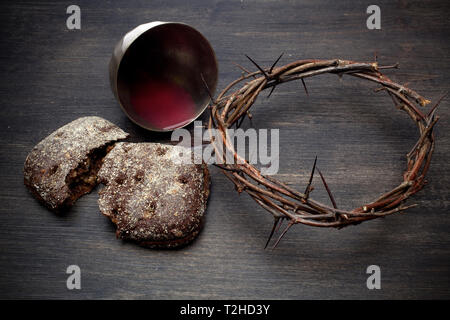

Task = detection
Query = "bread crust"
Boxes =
[23,116,129,211]
[97,142,210,248]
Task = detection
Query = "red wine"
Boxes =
[115,24,216,131]
[129,78,197,130]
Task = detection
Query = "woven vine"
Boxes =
[204,56,442,248]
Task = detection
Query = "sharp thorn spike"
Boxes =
[236,115,245,128]
[200,73,215,104]
[207,105,217,128]
[427,109,437,127]
[427,92,448,118]
[245,54,269,79]
[272,221,294,249]
[232,61,253,75]
[267,85,276,98]
[317,167,338,209]
[264,217,280,249]
[304,156,317,197]
[275,217,284,233]
[269,52,284,73]
[301,78,309,96]
[378,62,399,70]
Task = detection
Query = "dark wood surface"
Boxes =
[0,0,449,299]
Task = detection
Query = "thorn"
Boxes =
[267,85,276,98]
[427,110,437,128]
[269,52,284,74]
[427,92,447,119]
[378,62,399,70]
[272,220,294,249]
[275,217,284,233]
[207,105,217,128]
[236,114,245,128]
[245,54,269,80]
[301,78,309,96]
[304,156,317,198]
[373,86,386,93]
[200,73,215,104]
[317,167,337,209]
[264,217,280,249]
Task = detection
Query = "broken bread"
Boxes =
[24,116,129,211]
[97,142,210,248]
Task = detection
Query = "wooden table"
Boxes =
[0,0,448,299]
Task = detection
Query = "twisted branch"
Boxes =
[207,56,443,248]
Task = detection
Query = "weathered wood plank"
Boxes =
[0,0,449,299]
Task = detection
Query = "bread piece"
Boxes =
[24,116,129,211]
[97,142,210,248]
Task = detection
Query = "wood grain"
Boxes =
[0,0,449,299]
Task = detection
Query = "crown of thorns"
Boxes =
[203,54,444,248]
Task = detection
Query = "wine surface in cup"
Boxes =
[129,78,196,130]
